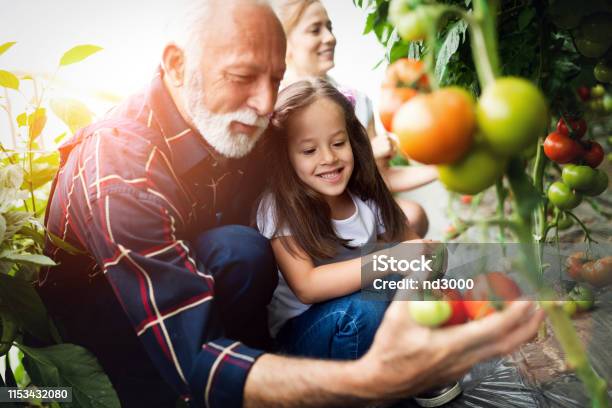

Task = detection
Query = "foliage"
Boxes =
[0,41,120,406]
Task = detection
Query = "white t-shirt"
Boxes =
[256,192,385,336]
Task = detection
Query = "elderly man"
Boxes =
[39,0,544,407]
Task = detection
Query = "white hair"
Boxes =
[162,0,272,60]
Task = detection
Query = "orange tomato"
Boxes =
[392,87,476,164]
[380,87,418,132]
[379,58,429,132]
[383,58,430,89]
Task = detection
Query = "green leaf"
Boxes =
[1,211,32,241]
[361,12,378,35]
[0,251,56,266]
[0,273,53,343]
[50,97,93,133]
[19,344,121,408]
[46,231,86,255]
[435,20,467,82]
[518,8,535,31]
[0,42,16,56]
[16,112,27,127]
[59,45,103,67]
[0,70,19,90]
[28,108,47,141]
[23,166,57,191]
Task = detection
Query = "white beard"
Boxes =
[183,70,269,159]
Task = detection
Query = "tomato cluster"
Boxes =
[381,61,548,195]
[545,117,608,211]
[566,252,612,287]
[408,272,522,328]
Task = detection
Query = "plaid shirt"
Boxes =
[42,69,268,407]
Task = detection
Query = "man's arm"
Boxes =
[243,301,545,407]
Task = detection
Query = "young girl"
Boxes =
[256,78,420,359]
[272,0,438,237]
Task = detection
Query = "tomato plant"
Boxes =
[360,0,612,404]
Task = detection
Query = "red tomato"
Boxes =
[557,117,587,139]
[441,289,468,326]
[577,87,591,102]
[543,132,584,163]
[581,256,612,287]
[460,195,473,204]
[583,141,604,168]
[464,272,522,320]
[566,251,587,281]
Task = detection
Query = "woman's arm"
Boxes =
[380,165,438,193]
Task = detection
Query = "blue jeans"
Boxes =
[276,292,388,360]
[195,225,278,350]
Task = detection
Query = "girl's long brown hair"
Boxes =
[259,78,407,260]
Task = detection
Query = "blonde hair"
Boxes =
[272,0,319,34]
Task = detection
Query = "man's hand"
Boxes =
[353,300,545,402]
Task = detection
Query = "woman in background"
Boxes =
[273,0,438,237]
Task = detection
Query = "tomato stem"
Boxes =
[495,179,506,243]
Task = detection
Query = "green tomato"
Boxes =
[607,136,612,146]
[603,94,612,111]
[547,181,583,210]
[594,61,612,83]
[569,285,595,311]
[574,37,610,58]
[562,164,597,191]
[388,0,424,25]
[591,84,606,97]
[477,77,548,156]
[437,145,507,195]
[395,6,441,42]
[583,169,609,196]
[409,300,452,327]
[557,212,574,230]
[576,13,612,42]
